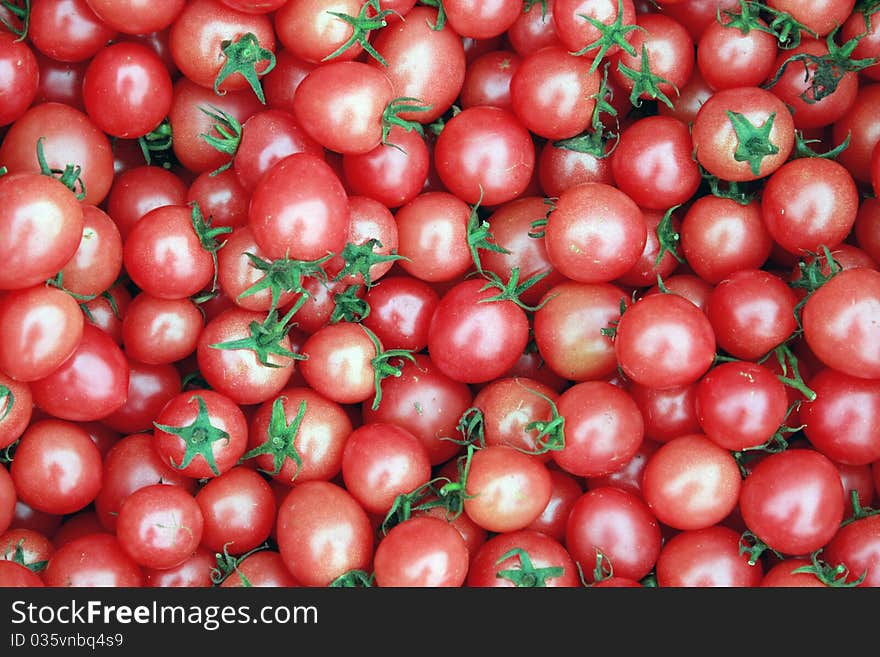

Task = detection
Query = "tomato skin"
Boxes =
[691,86,795,182]
[656,525,763,587]
[464,445,553,533]
[94,432,198,532]
[248,152,349,262]
[0,375,32,451]
[697,14,777,91]
[507,0,561,56]
[766,0,854,37]
[58,205,124,298]
[394,192,473,283]
[197,307,297,406]
[473,377,559,459]
[275,480,374,587]
[0,102,115,206]
[29,0,118,63]
[509,46,598,141]
[106,165,189,242]
[374,516,469,587]
[526,469,583,542]
[798,369,880,466]
[116,483,204,570]
[10,419,103,516]
[705,268,798,361]
[99,359,181,435]
[565,486,662,583]
[218,550,299,587]
[739,448,845,556]
[537,138,614,197]
[611,116,701,211]
[30,324,129,422]
[342,422,432,516]
[0,285,85,383]
[187,168,251,232]
[362,276,440,353]
[143,546,216,588]
[696,361,789,452]
[0,467,14,536]
[0,32,39,127]
[82,42,173,138]
[0,173,84,291]
[642,434,742,531]
[121,294,204,366]
[466,529,580,587]
[552,0,636,55]
[761,157,859,255]
[0,528,54,570]
[85,0,185,34]
[196,466,275,555]
[427,278,531,385]
[533,280,625,382]
[544,182,646,284]
[273,0,370,64]
[42,534,143,587]
[680,196,773,284]
[553,381,645,478]
[368,6,467,124]
[298,322,377,405]
[614,292,716,390]
[802,268,880,380]
[433,105,536,206]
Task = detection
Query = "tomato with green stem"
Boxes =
[467,529,580,587]
[152,389,249,479]
[656,525,764,587]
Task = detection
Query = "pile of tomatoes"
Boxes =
[0,0,879,589]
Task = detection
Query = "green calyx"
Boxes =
[726,110,779,176]
[209,305,306,368]
[137,118,174,169]
[616,44,678,109]
[764,26,878,104]
[215,32,276,104]
[380,444,476,535]
[1,0,30,41]
[0,385,13,423]
[198,105,243,176]
[791,548,867,587]
[517,381,566,455]
[478,267,552,312]
[329,570,375,587]
[654,205,685,268]
[4,539,47,573]
[153,394,231,477]
[240,397,306,479]
[496,548,564,587]
[210,543,269,587]
[190,202,233,295]
[381,96,433,152]
[333,239,406,289]
[330,284,371,324]
[466,189,511,274]
[238,251,332,314]
[323,0,398,66]
[35,137,86,200]
[362,325,417,411]
[571,0,641,74]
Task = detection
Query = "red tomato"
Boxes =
[656,525,764,587]
[802,268,880,380]
[82,42,173,138]
[275,480,374,587]
[642,433,742,531]
[464,445,553,533]
[544,182,646,283]
[433,106,536,206]
[116,483,204,570]
[42,534,143,587]
[614,292,716,389]
[152,389,249,479]
[373,516,469,587]
[196,466,275,554]
[739,448,845,556]
[553,380,645,478]
[427,278,531,384]
[566,486,662,583]
[466,529,580,587]
[10,419,103,516]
